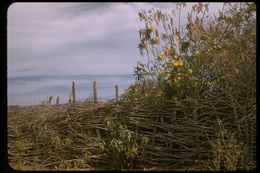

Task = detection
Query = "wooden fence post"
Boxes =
[93,80,97,103]
[56,96,59,105]
[72,81,76,104]
[48,96,53,105]
[115,84,119,100]
[68,82,76,110]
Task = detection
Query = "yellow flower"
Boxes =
[188,69,193,74]
[155,37,160,45]
[174,54,179,59]
[173,61,184,67]
[160,52,166,59]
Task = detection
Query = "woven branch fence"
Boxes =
[8,90,256,170]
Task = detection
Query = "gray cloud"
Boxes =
[8,2,224,78]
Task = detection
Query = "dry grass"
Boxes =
[8,94,256,171]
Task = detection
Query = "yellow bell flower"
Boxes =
[173,61,184,67]
[174,54,179,59]
[160,52,166,59]
[188,69,193,74]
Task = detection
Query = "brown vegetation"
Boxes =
[8,94,255,170]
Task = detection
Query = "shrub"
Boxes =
[104,117,149,170]
[134,2,256,101]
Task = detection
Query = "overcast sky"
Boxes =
[7,2,223,78]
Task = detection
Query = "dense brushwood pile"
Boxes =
[8,95,255,170]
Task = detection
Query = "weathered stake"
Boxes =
[115,84,119,100]
[56,96,59,105]
[48,96,53,105]
[93,80,97,103]
[72,81,76,104]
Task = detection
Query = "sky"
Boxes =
[7,2,224,78]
